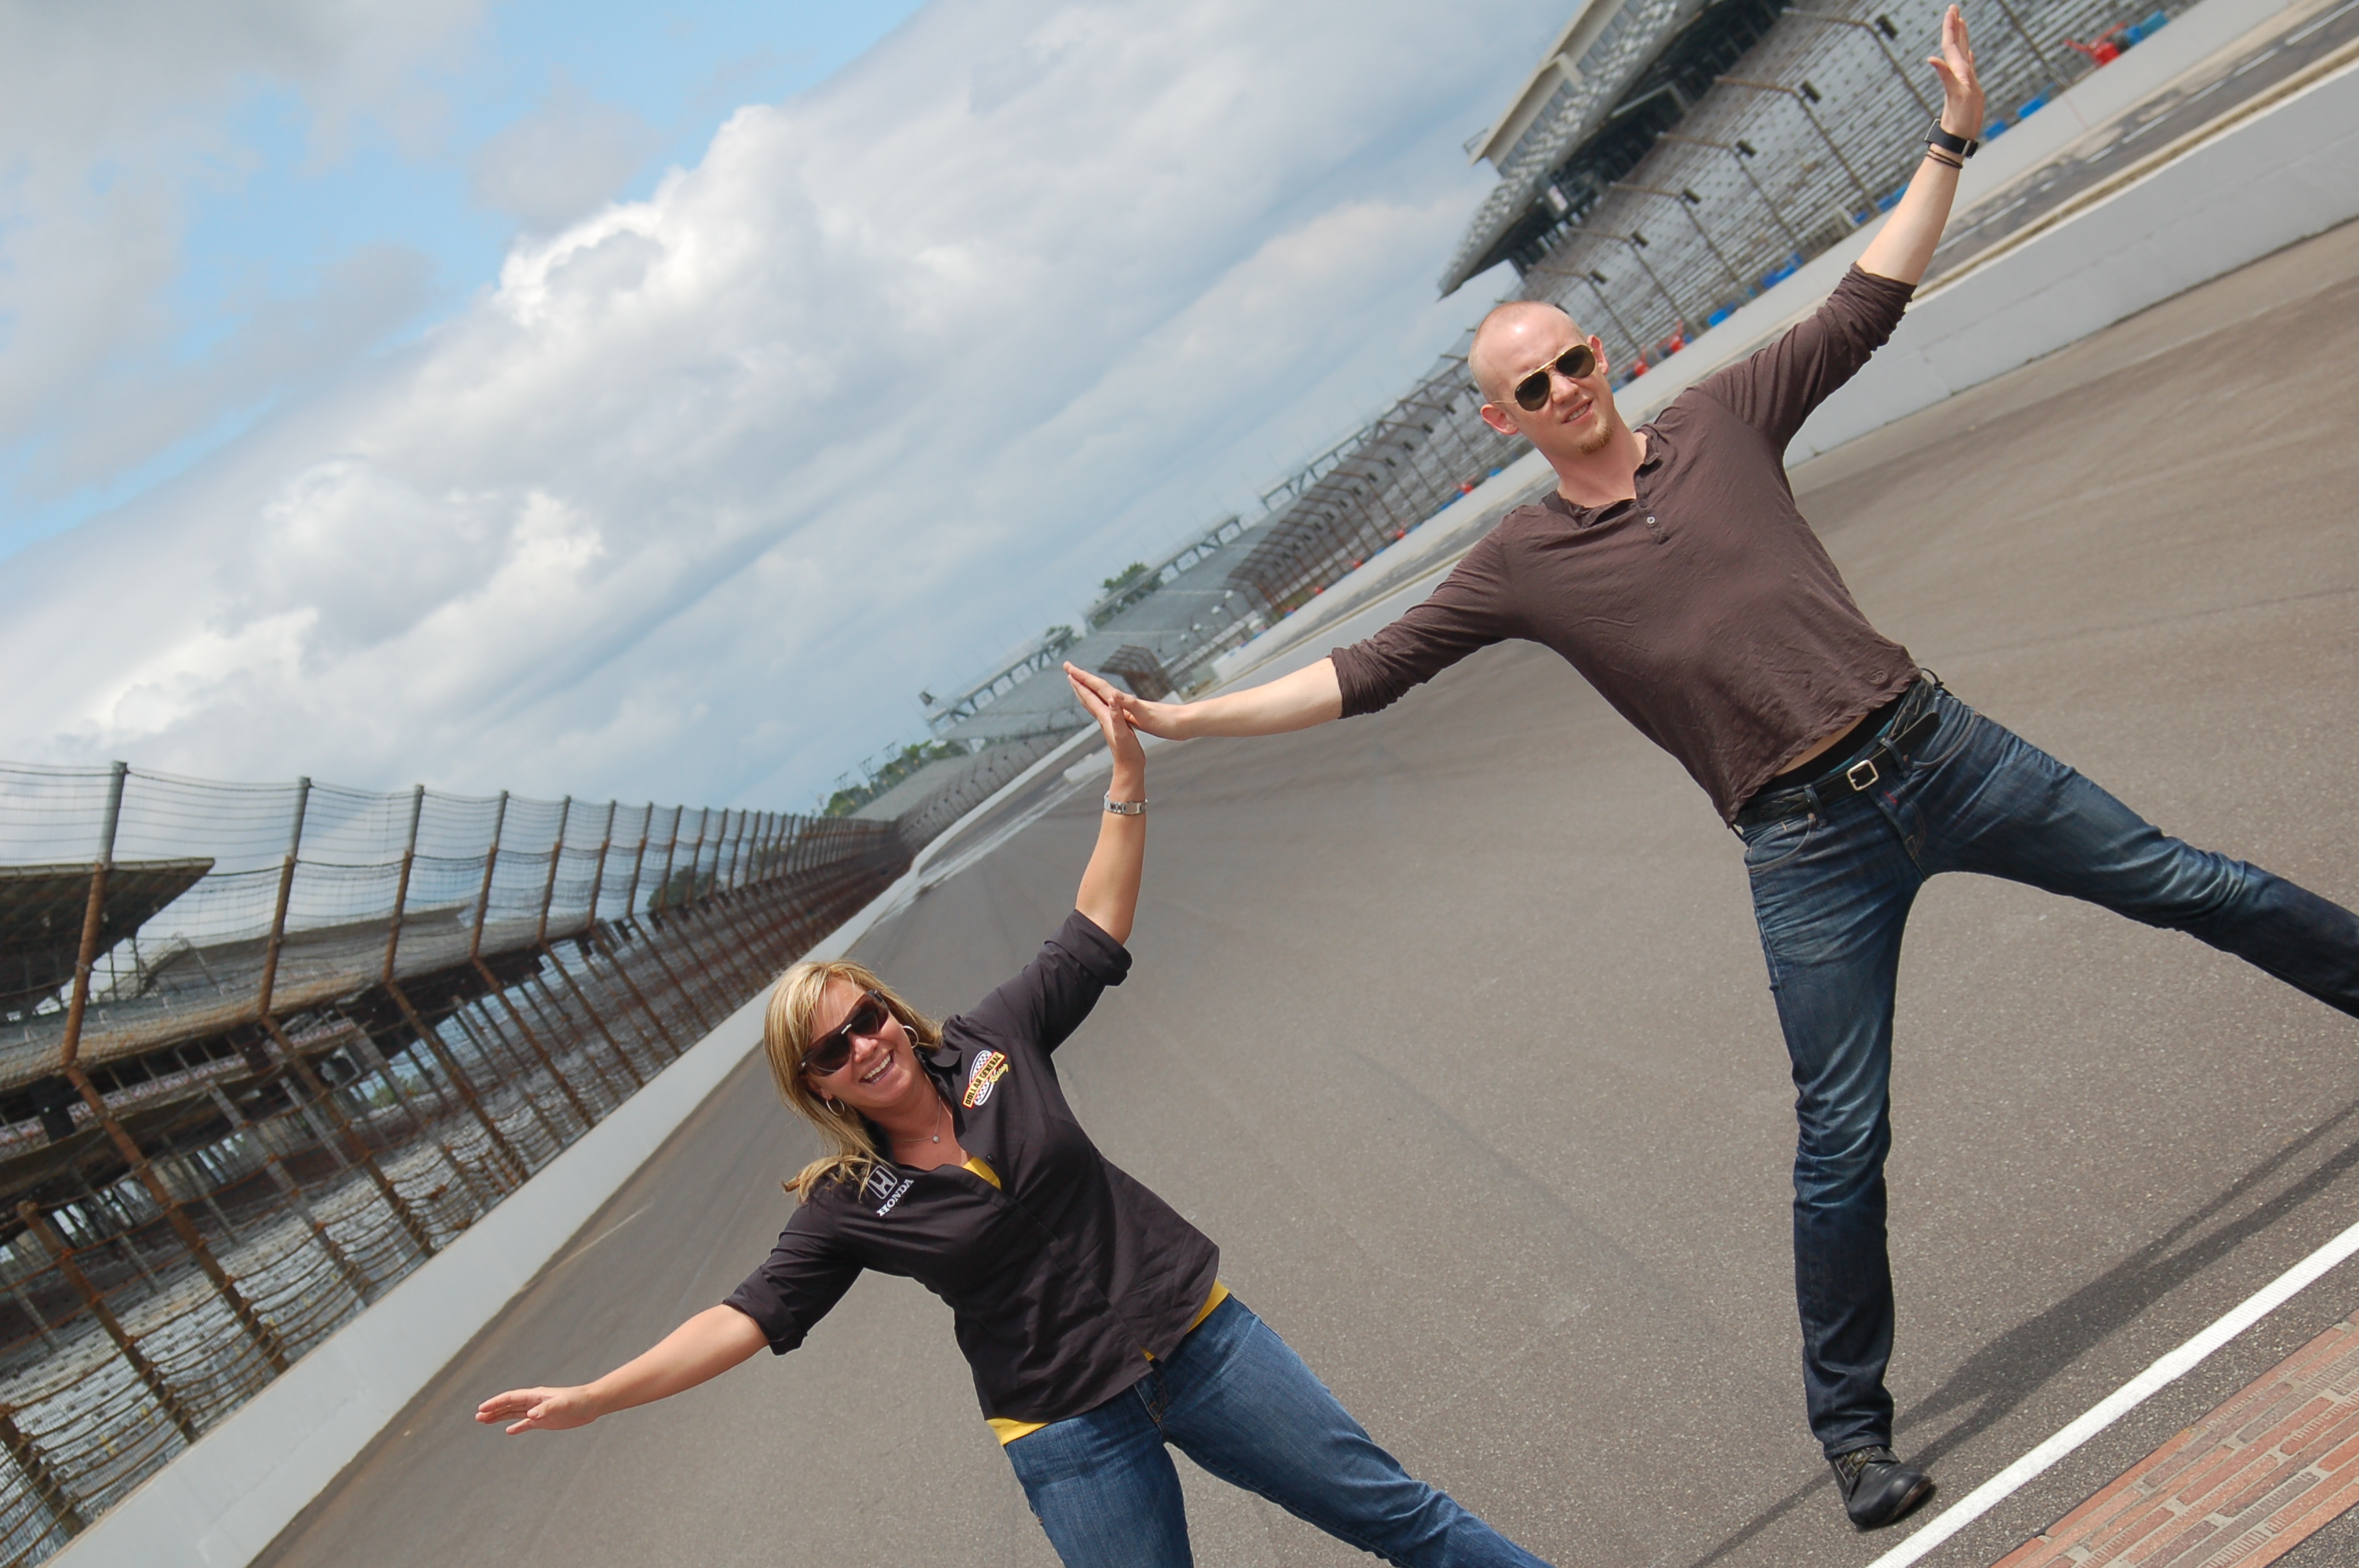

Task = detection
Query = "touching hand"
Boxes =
[476,1385,598,1435]
[1063,661,1187,739]
[1929,4,1984,136]
[1064,664,1147,775]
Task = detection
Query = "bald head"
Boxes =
[1470,299,1583,403]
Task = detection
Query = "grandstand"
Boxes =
[0,763,913,1563]
[881,0,2183,837]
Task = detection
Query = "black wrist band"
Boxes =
[1927,124,1979,160]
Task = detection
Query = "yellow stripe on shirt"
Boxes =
[987,1277,1232,1446]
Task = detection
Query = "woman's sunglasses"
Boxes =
[803,990,892,1076]
[1510,343,1598,411]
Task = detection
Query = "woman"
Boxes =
[477,666,1556,1568]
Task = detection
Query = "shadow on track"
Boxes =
[1678,1087,2359,1567]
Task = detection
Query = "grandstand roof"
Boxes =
[1439,0,1783,294]
[2,858,213,1013]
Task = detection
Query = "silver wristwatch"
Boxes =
[1103,796,1147,815]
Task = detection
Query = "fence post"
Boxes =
[469,792,510,965]
[53,762,125,1094]
[205,1085,375,1306]
[575,806,679,1065]
[474,794,598,1123]
[381,981,529,1188]
[637,809,719,1033]
[649,805,684,916]
[259,1018,437,1261]
[253,778,310,1022]
[55,768,289,1374]
[516,973,623,1106]
[678,810,767,993]
[447,1001,570,1153]
[0,1402,83,1540]
[548,801,647,1091]
[382,784,424,985]
[16,1202,202,1444]
[243,778,434,1255]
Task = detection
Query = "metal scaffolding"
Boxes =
[0,762,910,1564]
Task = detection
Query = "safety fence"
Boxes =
[0,762,911,1565]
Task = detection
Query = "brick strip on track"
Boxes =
[1994,1314,2359,1567]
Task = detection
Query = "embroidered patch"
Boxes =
[962,1049,1011,1109]
[862,1166,915,1217]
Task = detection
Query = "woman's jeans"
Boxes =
[1739,688,2359,1458]
[1003,1297,1554,1568]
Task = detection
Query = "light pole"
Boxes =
[1719,75,1877,210]
[1616,183,1750,302]
[1576,268,1645,367]
[1988,0,2071,93]
[1787,12,1938,120]
[1593,231,1693,343]
[1659,132,1805,256]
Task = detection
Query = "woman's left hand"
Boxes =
[1929,4,1984,137]
[1066,664,1147,782]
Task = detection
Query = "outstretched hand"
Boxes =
[1064,664,1150,772]
[476,1385,598,1436]
[1067,662,1187,740]
[1929,4,1984,136]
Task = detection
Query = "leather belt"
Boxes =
[1733,677,1943,829]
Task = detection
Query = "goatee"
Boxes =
[1572,412,1616,455]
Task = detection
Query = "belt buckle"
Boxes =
[1844,757,1880,791]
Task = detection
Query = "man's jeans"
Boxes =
[1739,688,2359,1458]
[1003,1297,1554,1568]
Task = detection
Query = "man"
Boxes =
[1072,6,2359,1532]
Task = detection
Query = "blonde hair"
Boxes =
[761,957,943,1200]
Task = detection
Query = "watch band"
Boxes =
[1926,124,1979,159]
[1104,797,1147,815]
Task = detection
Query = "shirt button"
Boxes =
[1647,515,1657,524]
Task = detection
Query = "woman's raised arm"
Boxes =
[475,1303,768,1435]
[1064,664,1147,945]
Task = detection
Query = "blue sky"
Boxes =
[7,2,927,557]
[0,0,1562,811]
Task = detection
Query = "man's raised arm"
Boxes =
[1070,659,1343,740]
[1856,5,1985,285]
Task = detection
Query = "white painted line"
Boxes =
[1865,1212,2359,1567]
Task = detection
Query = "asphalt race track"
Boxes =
[255,220,2359,1568]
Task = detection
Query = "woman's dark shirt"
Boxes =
[723,911,1221,1426]
[1329,265,1922,822]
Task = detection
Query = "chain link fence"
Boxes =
[0,762,911,1563]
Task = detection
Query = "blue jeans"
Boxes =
[1740,687,2359,1457]
[1002,1297,1555,1568]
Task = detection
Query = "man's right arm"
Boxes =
[1114,658,1343,739]
[1083,533,1514,742]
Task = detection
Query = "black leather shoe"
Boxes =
[1829,1446,1933,1530]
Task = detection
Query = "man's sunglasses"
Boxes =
[1509,343,1598,411]
[803,990,892,1076]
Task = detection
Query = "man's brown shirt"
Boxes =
[1330,265,1921,822]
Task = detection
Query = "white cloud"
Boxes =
[0,0,1555,809]
[0,0,480,506]
[471,75,658,234]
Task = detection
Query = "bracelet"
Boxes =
[1926,124,1979,160]
[1104,796,1147,816]
[1924,147,1965,171]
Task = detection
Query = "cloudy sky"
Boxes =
[0,0,1558,811]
